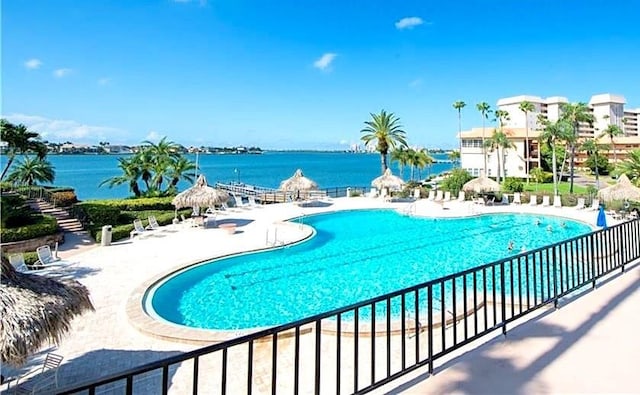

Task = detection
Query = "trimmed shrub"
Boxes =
[75,202,121,227]
[503,177,524,193]
[0,215,58,242]
[51,190,78,207]
[87,197,174,211]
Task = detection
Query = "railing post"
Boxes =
[500,261,507,336]
[590,233,596,289]
[427,285,433,374]
[553,246,559,309]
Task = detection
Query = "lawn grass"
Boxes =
[522,182,589,194]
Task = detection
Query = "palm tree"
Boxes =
[99,156,143,197]
[6,155,55,186]
[494,110,510,127]
[476,102,492,175]
[167,156,197,191]
[453,101,466,167]
[484,130,514,185]
[391,148,410,179]
[519,101,535,184]
[616,149,640,186]
[599,124,624,164]
[580,138,609,189]
[448,150,460,166]
[539,119,573,197]
[559,102,595,193]
[0,119,48,181]
[360,110,408,174]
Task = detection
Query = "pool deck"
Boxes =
[2,197,639,394]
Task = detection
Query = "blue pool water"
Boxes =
[148,210,592,330]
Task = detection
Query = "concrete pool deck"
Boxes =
[2,196,638,394]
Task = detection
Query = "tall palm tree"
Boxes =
[6,155,55,186]
[476,102,492,175]
[539,119,573,197]
[559,102,595,193]
[167,156,197,191]
[448,150,460,166]
[484,130,514,185]
[599,124,624,164]
[360,110,408,174]
[519,101,535,184]
[616,149,640,186]
[453,101,466,167]
[494,110,510,127]
[391,148,410,179]
[0,119,48,181]
[580,138,609,189]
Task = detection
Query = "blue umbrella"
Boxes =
[597,205,607,229]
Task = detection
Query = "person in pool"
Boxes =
[508,240,515,251]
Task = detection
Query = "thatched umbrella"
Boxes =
[462,175,501,193]
[597,174,640,202]
[0,258,94,367]
[279,169,318,192]
[172,174,230,210]
[371,168,405,191]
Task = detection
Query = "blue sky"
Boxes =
[3,1,639,150]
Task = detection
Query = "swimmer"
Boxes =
[534,218,541,226]
[546,225,553,232]
[508,240,514,251]
[560,222,566,228]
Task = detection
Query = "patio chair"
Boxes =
[130,219,153,239]
[529,195,538,206]
[553,195,562,208]
[443,191,451,201]
[541,195,551,207]
[457,191,465,202]
[575,197,586,210]
[147,215,169,232]
[35,245,76,269]
[435,190,444,202]
[9,253,59,276]
[247,195,263,208]
[587,199,600,211]
[180,214,197,227]
[367,188,378,198]
[427,190,436,201]
[513,192,522,205]
[7,352,64,394]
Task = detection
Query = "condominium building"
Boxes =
[459,93,640,179]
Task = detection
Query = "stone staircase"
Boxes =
[27,199,85,232]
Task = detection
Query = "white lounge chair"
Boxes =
[35,245,76,269]
[553,195,562,208]
[513,192,522,205]
[427,190,436,201]
[147,215,162,230]
[130,219,153,239]
[9,253,59,275]
[7,352,64,394]
[587,199,600,211]
[247,195,263,208]
[541,195,551,207]
[457,191,465,202]
[435,190,444,202]
[575,197,586,210]
[529,195,538,206]
[443,191,451,201]
[367,188,378,198]
[180,214,197,227]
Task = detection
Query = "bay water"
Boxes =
[28,152,452,201]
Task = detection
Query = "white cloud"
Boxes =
[409,78,423,88]
[3,113,125,143]
[53,68,73,78]
[339,139,349,145]
[145,131,162,142]
[395,17,424,30]
[97,77,111,86]
[24,59,42,70]
[313,53,337,71]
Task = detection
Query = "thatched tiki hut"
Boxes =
[462,175,501,194]
[597,174,640,203]
[280,169,318,192]
[172,174,230,213]
[0,257,94,367]
[371,168,405,192]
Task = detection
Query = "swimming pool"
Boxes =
[146,210,592,330]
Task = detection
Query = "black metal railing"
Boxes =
[57,219,640,394]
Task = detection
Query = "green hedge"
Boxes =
[82,197,175,211]
[0,215,58,242]
[51,190,78,207]
[75,203,121,227]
